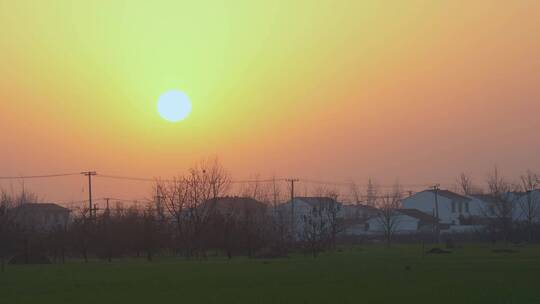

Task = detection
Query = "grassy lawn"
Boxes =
[1,244,539,304]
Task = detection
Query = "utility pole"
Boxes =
[432,184,441,243]
[287,178,299,233]
[81,171,97,219]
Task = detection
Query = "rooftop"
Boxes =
[424,189,471,202]
[204,196,266,212]
[293,197,341,207]
[14,203,70,212]
[397,209,437,222]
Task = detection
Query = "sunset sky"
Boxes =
[1,1,539,203]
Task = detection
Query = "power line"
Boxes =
[230,178,287,184]
[98,174,287,184]
[299,178,351,186]
[298,178,435,188]
[100,197,153,203]
[97,174,161,182]
[98,174,441,188]
[0,171,447,189]
[58,197,152,209]
[0,173,80,180]
[0,172,285,184]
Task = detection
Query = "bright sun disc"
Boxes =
[157,90,192,122]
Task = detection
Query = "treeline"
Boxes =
[0,159,301,267]
[1,160,539,268]
[0,196,290,267]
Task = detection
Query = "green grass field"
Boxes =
[1,244,539,304]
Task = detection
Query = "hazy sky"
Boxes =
[1,1,539,203]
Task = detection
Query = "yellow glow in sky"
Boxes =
[0,1,539,202]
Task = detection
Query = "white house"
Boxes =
[354,209,436,235]
[469,190,540,223]
[279,197,343,237]
[341,204,378,221]
[467,194,499,219]
[402,190,473,225]
[508,190,540,223]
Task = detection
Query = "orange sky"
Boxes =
[0,1,539,203]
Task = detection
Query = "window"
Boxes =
[451,201,456,213]
[465,202,469,213]
[458,202,463,213]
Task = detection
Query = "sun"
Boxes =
[157,90,192,122]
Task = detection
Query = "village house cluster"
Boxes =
[8,188,540,248]
[279,189,540,239]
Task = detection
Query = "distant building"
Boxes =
[12,203,70,232]
[402,190,473,225]
[279,197,343,237]
[346,209,436,235]
[202,196,267,218]
[467,194,497,216]
[341,204,378,221]
[469,190,540,223]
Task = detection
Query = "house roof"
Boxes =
[424,190,471,202]
[294,197,341,207]
[342,203,378,213]
[353,204,378,211]
[509,189,540,198]
[14,203,70,212]
[470,194,504,203]
[396,209,437,223]
[203,197,266,213]
[342,217,370,227]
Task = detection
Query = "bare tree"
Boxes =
[311,185,338,199]
[184,158,230,258]
[455,172,484,195]
[142,203,158,262]
[518,170,540,241]
[270,177,283,208]
[267,178,290,254]
[323,193,342,250]
[240,175,271,203]
[238,200,267,258]
[485,166,515,243]
[70,206,92,263]
[156,177,189,255]
[300,203,329,258]
[0,187,42,269]
[375,189,401,247]
[456,173,473,195]
[216,204,237,259]
[195,157,231,199]
[0,190,18,272]
[153,158,231,258]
